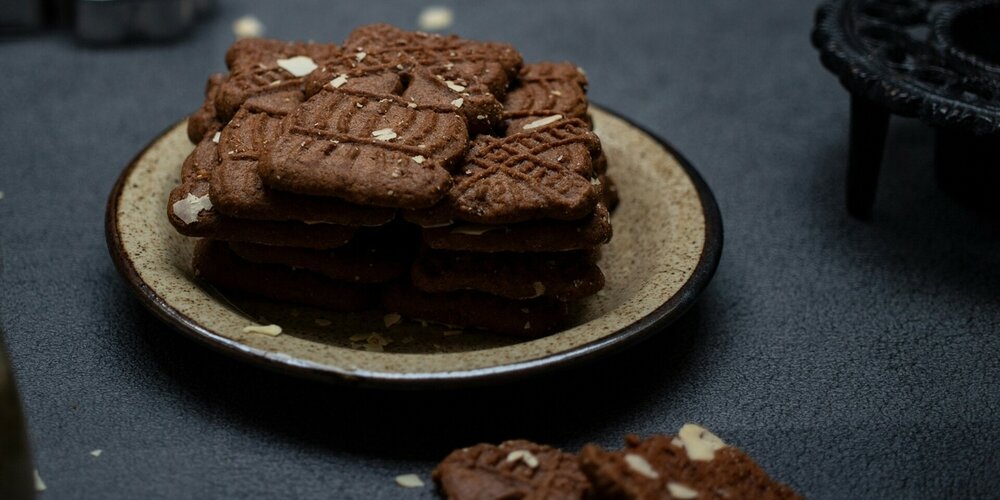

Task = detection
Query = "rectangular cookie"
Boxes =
[226,224,417,284]
[215,38,341,123]
[420,202,612,253]
[193,239,374,311]
[411,249,604,300]
[168,132,357,249]
[404,116,602,226]
[502,62,590,129]
[210,91,396,226]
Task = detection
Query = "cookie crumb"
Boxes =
[276,56,318,77]
[506,449,540,468]
[523,114,563,130]
[677,423,726,461]
[34,469,46,492]
[624,453,659,479]
[314,318,332,327]
[417,6,454,31]
[232,15,264,38]
[365,332,392,352]
[668,482,699,499]
[450,224,501,236]
[395,474,425,488]
[372,128,397,141]
[330,74,348,88]
[90,449,102,457]
[172,193,213,225]
[242,324,282,336]
[383,313,402,328]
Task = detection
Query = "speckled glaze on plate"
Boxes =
[105,106,722,388]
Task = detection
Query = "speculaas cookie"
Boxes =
[215,38,340,124]
[420,202,612,253]
[579,425,802,500]
[187,73,227,143]
[503,62,589,131]
[381,285,570,336]
[411,249,604,301]
[405,117,602,226]
[258,78,469,209]
[342,23,522,97]
[168,133,356,249]
[227,224,416,284]
[433,440,592,500]
[210,92,395,226]
[193,239,374,311]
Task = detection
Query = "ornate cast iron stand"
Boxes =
[813,0,1000,217]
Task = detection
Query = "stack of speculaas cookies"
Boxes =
[167,24,617,336]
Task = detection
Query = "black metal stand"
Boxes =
[934,128,1000,212]
[847,95,890,219]
[813,0,1000,218]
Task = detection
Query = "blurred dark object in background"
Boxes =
[813,0,1000,218]
[0,332,33,500]
[0,0,214,43]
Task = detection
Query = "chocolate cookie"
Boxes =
[187,73,226,143]
[211,92,396,226]
[215,38,340,123]
[227,225,416,284]
[405,117,601,225]
[579,425,802,500]
[342,23,522,97]
[503,62,589,131]
[168,134,356,249]
[193,239,374,311]
[421,202,612,253]
[411,249,604,300]
[433,440,592,500]
[381,285,570,336]
[258,82,468,209]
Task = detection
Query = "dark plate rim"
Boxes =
[105,106,723,389]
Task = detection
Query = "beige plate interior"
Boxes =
[106,106,722,388]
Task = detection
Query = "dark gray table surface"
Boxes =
[2,1,998,498]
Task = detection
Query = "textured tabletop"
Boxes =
[1,1,998,498]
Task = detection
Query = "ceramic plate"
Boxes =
[105,106,722,388]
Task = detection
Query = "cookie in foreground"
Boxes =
[579,424,801,499]
[433,440,592,500]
